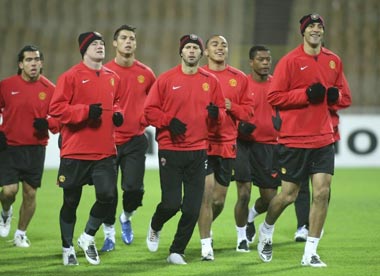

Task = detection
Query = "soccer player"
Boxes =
[198,35,254,260]
[144,34,226,265]
[0,45,59,247]
[234,45,280,247]
[293,72,352,241]
[49,31,123,265]
[100,24,156,252]
[257,13,346,267]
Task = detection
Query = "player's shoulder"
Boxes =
[226,65,246,77]
[39,75,56,89]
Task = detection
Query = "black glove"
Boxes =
[238,121,256,135]
[207,102,219,119]
[306,83,326,104]
[112,112,124,127]
[168,118,187,136]
[88,103,102,119]
[33,118,49,131]
[327,87,339,105]
[0,131,7,151]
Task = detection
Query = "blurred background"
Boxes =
[1,0,379,112]
[1,0,379,167]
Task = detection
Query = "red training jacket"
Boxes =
[49,62,121,160]
[105,59,156,145]
[0,74,59,146]
[144,65,226,151]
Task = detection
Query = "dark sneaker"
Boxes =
[236,239,250,252]
[246,221,256,243]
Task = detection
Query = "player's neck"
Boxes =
[207,60,226,71]
[115,54,135,67]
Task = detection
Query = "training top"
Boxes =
[49,61,121,160]
[0,74,59,146]
[239,75,278,144]
[144,65,226,151]
[267,44,344,148]
[202,65,254,157]
[105,59,156,145]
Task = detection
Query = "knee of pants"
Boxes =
[123,190,144,211]
[96,192,115,205]
[157,204,180,218]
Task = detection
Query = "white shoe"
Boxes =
[62,246,79,266]
[301,253,327,267]
[13,234,30,248]
[0,210,12,238]
[167,253,187,265]
[146,223,160,252]
[77,233,100,265]
[257,223,273,262]
[201,246,214,261]
[294,225,308,242]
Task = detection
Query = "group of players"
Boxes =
[0,12,351,268]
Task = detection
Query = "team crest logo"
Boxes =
[329,60,336,69]
[202,83,209,91]
[160,157,166,167]
[38,92,47,100]
[110,78,115,86]
[137,75,145,84]
[281,167,287,174]
[58,175,66,183]
[229,79,237,87]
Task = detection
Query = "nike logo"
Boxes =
[300,66,308,71]
[82,79,90,84]
[11,91,20,95]
[172,86,181,90]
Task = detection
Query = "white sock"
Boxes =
[103,224,116,242]
[261,221,275,235]
[247,206,258,223]
[81,232,94,242]
[304,236,320,256]
[2,206,12,217]
[120,211,135,222]
[15,229,26,237]
[201,237,212,248]
[236,225,247,242]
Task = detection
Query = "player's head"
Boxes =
[113,24,136,40]
[179,34,204,56]
[78,31,104,57]
[17,45,43,77]
[299,13,325,35]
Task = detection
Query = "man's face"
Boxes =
[205,36,228,63]
[304,22,324,47]
[250,50,272,77]
[181,43,202,66]
[85,40,105,61]
[19,51,42,81]
[114,29,137,56]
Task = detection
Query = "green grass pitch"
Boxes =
[0,168,379,276]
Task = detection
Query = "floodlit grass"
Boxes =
[0,168,379,276]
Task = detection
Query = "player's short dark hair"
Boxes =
[17,45,42,75]
[249,45,270,60]
[113,24,137,40]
